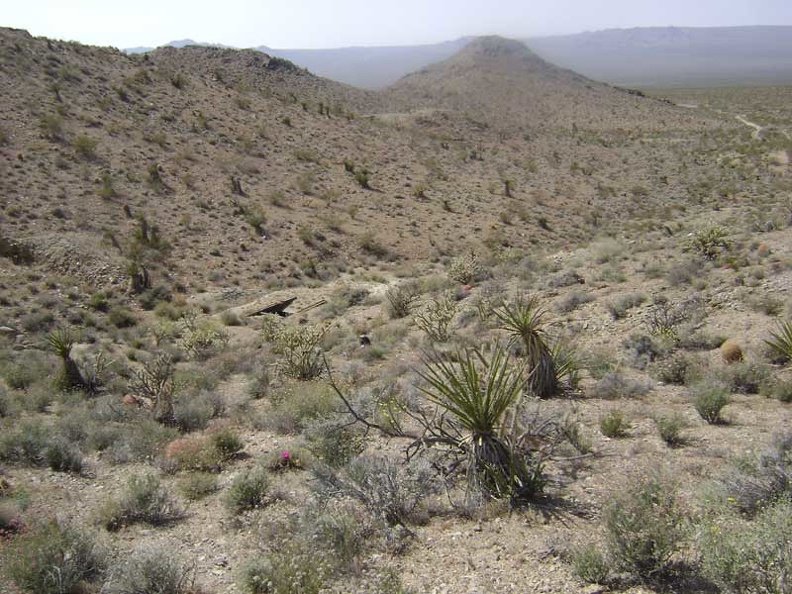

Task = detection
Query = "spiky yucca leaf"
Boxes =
[765,320,792,364]
[417,346,526,436]
[46,327,85,391]
[493,296,558,398]
[417,345,543,503]
[46,327,77,359]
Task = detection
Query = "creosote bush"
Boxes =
[655,414,687,447]
[225,465,270,514]
[698,499,792,594]
[603,474,685,578]
[692,382,730,424]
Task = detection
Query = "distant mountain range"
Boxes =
[125,26,792,88]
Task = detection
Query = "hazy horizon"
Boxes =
[3,0,792,50]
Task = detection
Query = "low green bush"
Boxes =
[599,410,630,438]
[225,465,270,514]
[692,383,731,424]
[100,472,184,531]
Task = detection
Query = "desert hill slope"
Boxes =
[181,26,792,89]
[2,26,792,594]
[0,29,760,302]
[382,35,696,132]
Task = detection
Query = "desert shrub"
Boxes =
[265,380,337,434]
[20,310,55,332]
[247,366,271,399]
[568,542,609,584]
[655,414,687,447]
[0,388,10,418]
[698,499,792,594]
[108,306,137,328]
[385,281,421,319]
[623,332,669,369]
[692,383,731,424]
[358,232,393,260]
[128,353,177,424]
[163,436,224,472]
[648,298,702,343]
[44,438,84,473]
[548,269,584,288]
[4,520,107,594]
[603,474,685,578]
[679,330,725,351]
[0,418,50,465]
[303,420,365,468]
[413,293,457,342]
[313,455,436,527]
[606,292,646,320]
[690,224,731,260]
[102,544,196,594]
[724,432,792,515]
[599,410,630,438]
[0,501,25,537]
[299,503,369,573]
[225,465,270,514]
[651,352,702,385]
[764,378,792,403]
[40,113,64,140]
[72,135,98,160]
[589,372,652,399]
[211,426,244,459]
[240,541,332,594]
[725,361,771,394]
[354,168,370,188]
[765,320,792,364]
[103,418,178,465]
[101,472,184,530]
[137,284,172,311]
[172,393,214,432]
[556,291,595,313]
[177,472,218,501]
[2,350,53,390]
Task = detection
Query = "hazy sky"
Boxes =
[3,0,792,49]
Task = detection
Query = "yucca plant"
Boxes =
[765,320,792,364]
[417,345,543,503]
[46,327,85,391]
[493,296,558,397]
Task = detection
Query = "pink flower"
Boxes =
[280,450,290,460]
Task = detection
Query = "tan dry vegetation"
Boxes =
[1,27,792,594]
